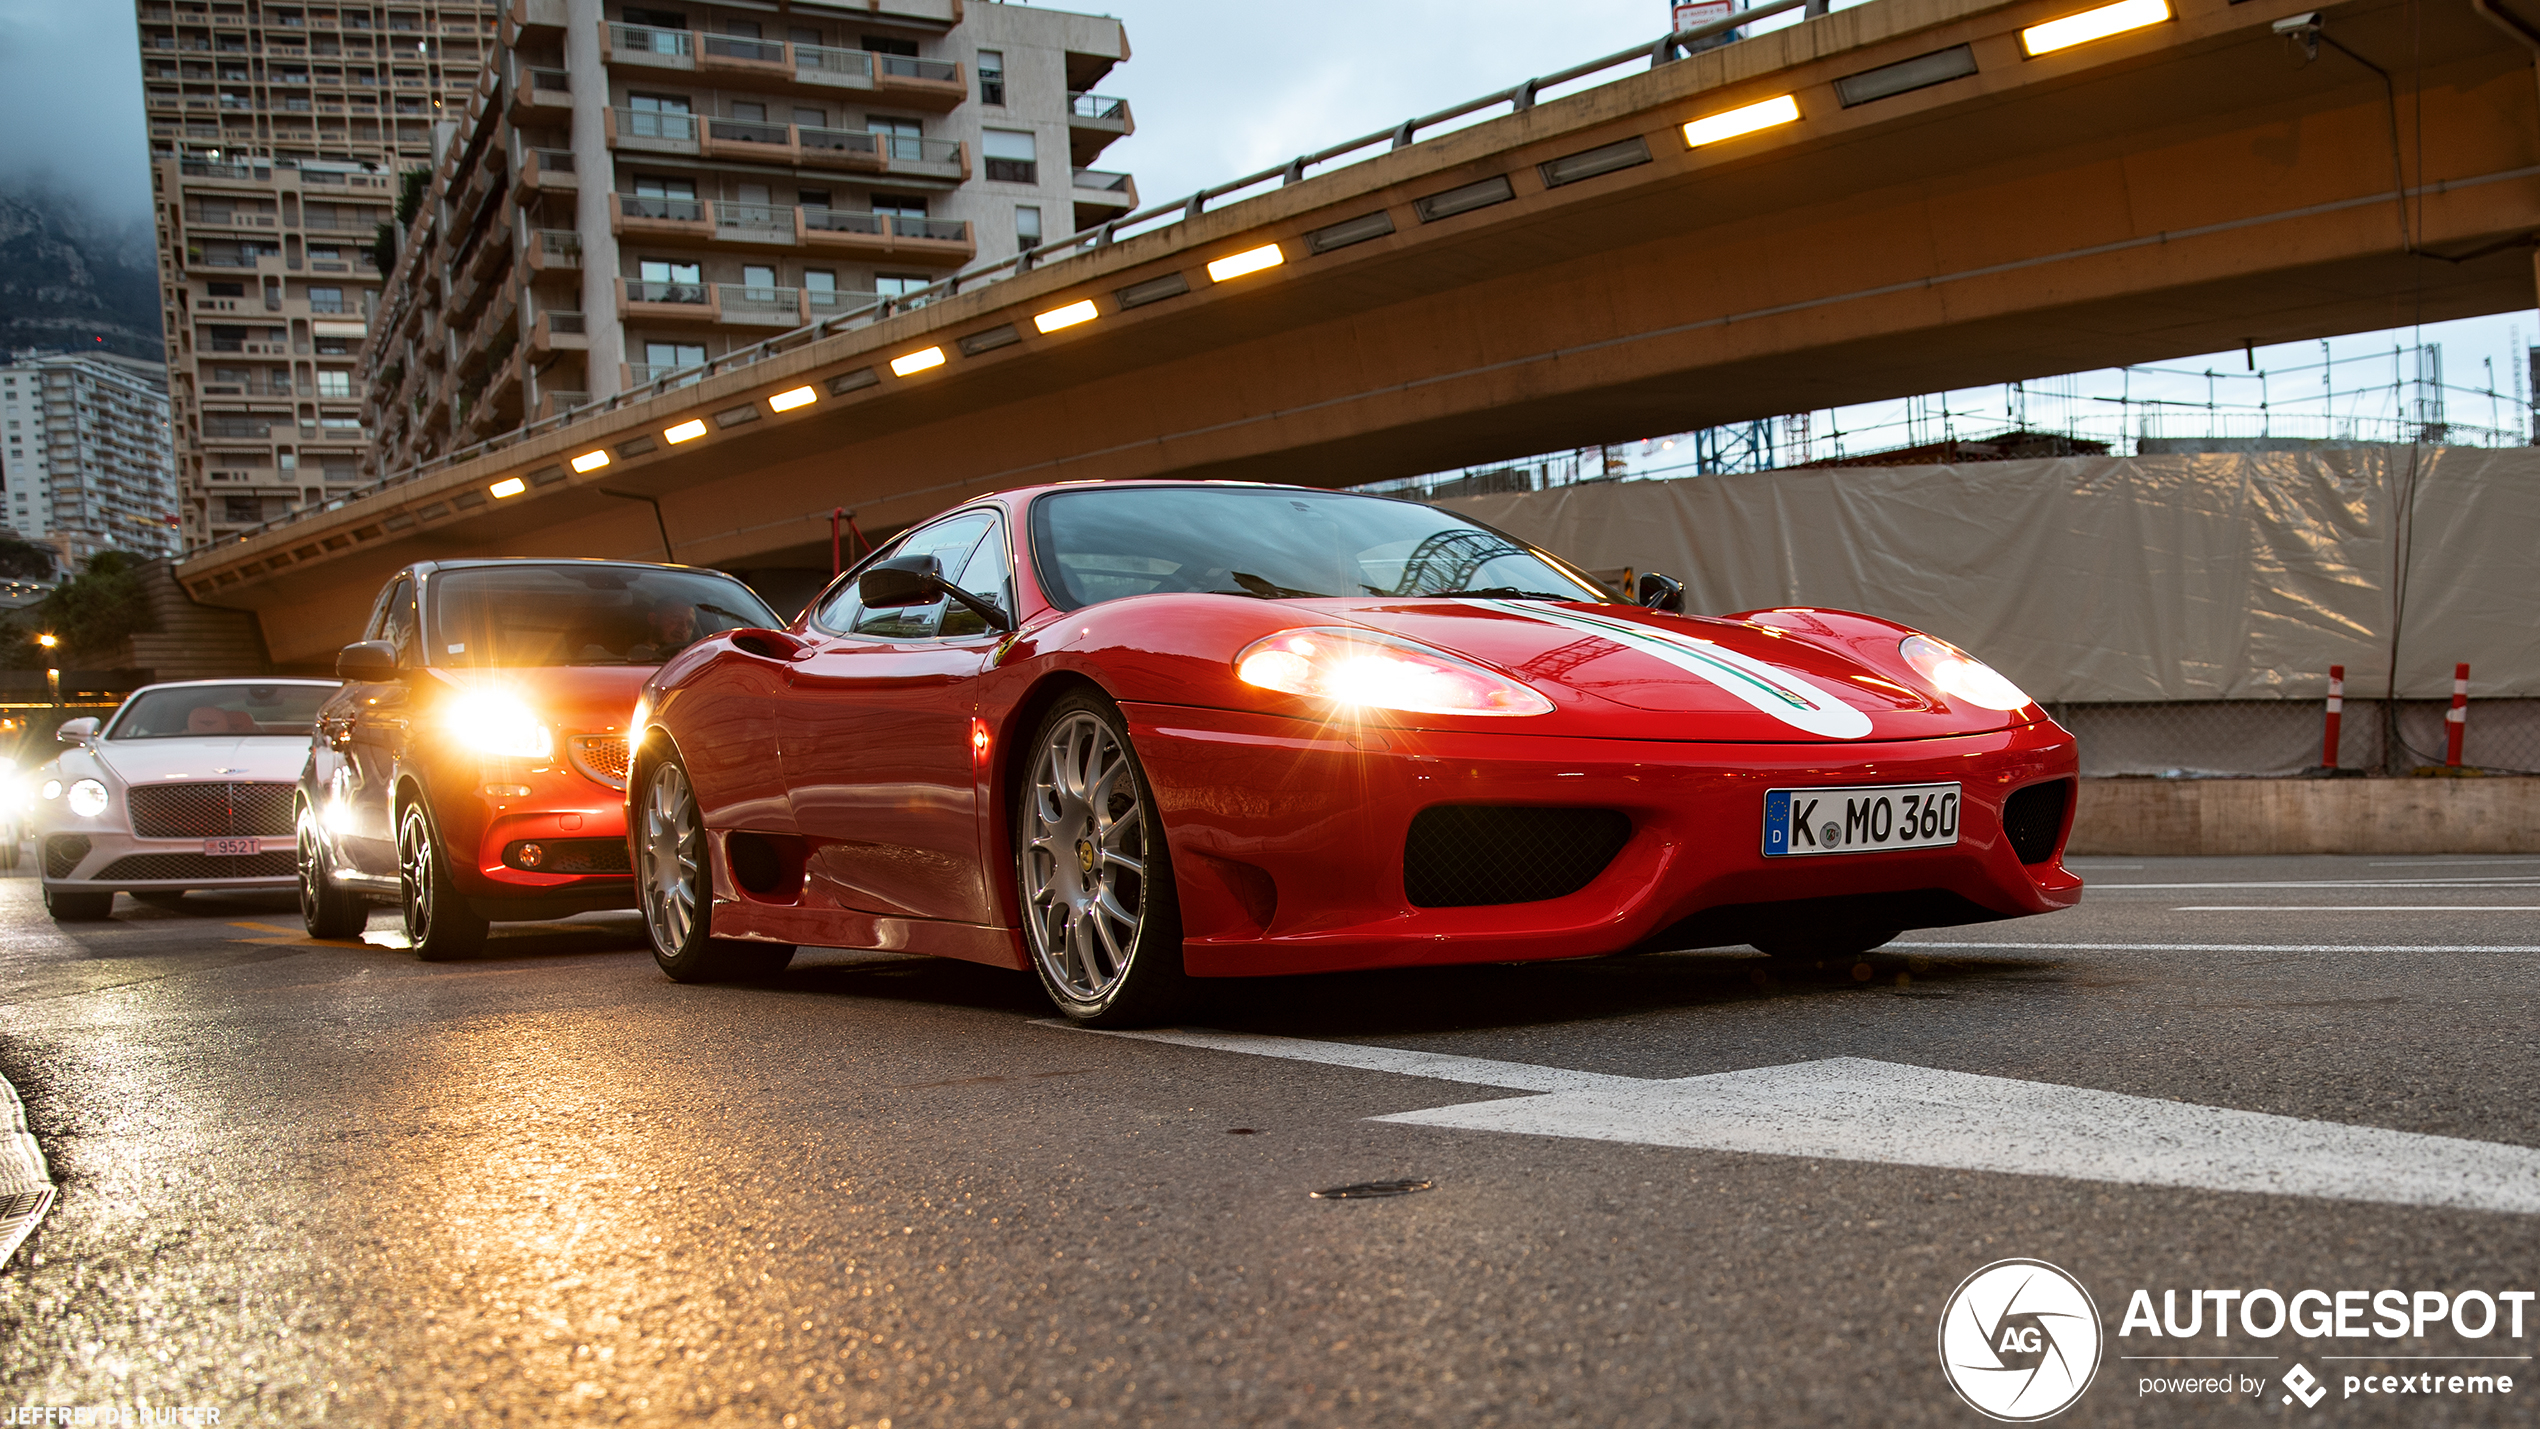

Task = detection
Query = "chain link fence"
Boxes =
[2042,699,2540,777]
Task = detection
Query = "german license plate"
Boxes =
[202,837,262,857]
[1763,783,1960,857]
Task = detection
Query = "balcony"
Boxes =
[518,147,576,194]
[1067,91,1133,164]
[612,193,711,241]
[605,22,694,72]
[529,308,587,355]
[508,0,566,40]
[717,282,802,327]
[617,276,719,324]
[804,286,882,322]
[699,32,790,80]
[865,132,967,181]
[702,115,795,162]
[509,66,570,123]
[607,105,698,156]
[796,124,881,172]
[526,228,581,276]
[796,209,974,266]
[713,201,798,250]
[536,389,590,419]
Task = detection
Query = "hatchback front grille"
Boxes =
[126,782,295,839]
[1402,805,1633,908]
[93,851,297,882]
[571,735,630,790]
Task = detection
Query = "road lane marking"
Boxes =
[1895,941,2540,952]
[2174,906,2540,912]
[1067,1028,2540,1214]
[0,1072,53,1267]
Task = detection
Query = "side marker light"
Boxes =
[1206,244,1285,282]
[890,346,947,377]
[1034,299,1098,334]
[663,418,707,444]
[2020,0,2170,55]
[768,385,816,412]
[1681,93,1801,148]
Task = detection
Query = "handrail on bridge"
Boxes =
[219,0,1825,552]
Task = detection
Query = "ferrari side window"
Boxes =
[850,511,994,640]
[939,519,1011,639]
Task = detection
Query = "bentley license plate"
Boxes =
[202,837,263,857]
[1763,783,1960,857]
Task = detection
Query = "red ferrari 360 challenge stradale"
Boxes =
[629,480,2080,1023]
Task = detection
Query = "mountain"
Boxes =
[0,180,163,362]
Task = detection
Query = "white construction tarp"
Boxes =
[1439,446,2540,703]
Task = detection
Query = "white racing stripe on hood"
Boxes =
[1470,601,1874,739]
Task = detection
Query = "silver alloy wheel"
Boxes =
[298,819,324,917]
[1022,710,1150,1002]
[397,805,434,944]
[638,760,702,954]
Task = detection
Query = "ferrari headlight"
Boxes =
[67,778,110,818]
[1900,634,2033,712]
[448,691,553,760]
[1237,627,1553,717]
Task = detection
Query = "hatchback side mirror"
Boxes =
[336,640,400,682]
[1636,571,1685,613]
[55,716,100,745]
[858,553,1012,632]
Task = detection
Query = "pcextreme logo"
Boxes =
[1939,1259,2104,1421]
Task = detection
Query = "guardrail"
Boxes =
[197,0,1818,551]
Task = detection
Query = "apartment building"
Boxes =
[0,353,184,567]
[362,0,1136,472]
[139,0,503,550]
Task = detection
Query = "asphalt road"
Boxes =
[1,855,2535,1426]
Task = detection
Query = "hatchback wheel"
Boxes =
[399,799,487,961]
[299,807,369,939]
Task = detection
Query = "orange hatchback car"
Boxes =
[296,558,780,959]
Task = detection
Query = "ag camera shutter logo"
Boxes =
[1939,1259,2104,1421]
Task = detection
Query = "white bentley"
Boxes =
[31,679,340,922]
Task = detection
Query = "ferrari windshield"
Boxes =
[1029,485,1613,610]
[107,683,335,739]
[426,564,779,668]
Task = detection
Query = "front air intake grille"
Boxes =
[2001,779,2071,864]
[93,850,296,882]
[570,735,631,790]
[43,835,91,879]
[1402,806,1632,908]
[126,782,295,839]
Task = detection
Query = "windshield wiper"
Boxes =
[1420,586,1584,600]
[1208,571,1329,599]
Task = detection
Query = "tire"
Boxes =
[1016,692,1188,1026]
[299,808,369,939]
[44,885,114,922]
[398,797,487,962]
[0,837,20,871]
[1751,928,1900,963]
[635,748,794,983]
[133,890,190,911]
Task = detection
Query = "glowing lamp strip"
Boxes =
[1681,93,1801,148]
[663,418,708,444]
[1034,299,1099,334]
[1206,244,1285,282]
[2020,0,2169,55]
[768,385,816,412]
[891,346,947,377]
[488,477,526,499]
[570,450,610,473]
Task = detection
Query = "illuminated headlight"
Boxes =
[448,691,554,759]
[67,778,110,818]
[1237,627,1553,717]
[1900,634,2033,712]
[40,779,62,801]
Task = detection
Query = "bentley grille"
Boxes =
[126,782,295,839]
[95,851,297,882]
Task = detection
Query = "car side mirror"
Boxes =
[859,553,944,609]
[55,716,100,745]
[1636,571,1685,613]
[335,640,401,682]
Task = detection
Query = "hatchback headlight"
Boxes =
[447,691,553,760]
[67,778,110,818]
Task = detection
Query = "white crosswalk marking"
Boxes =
[1069,1027,2540,1215]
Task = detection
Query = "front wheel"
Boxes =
[635,749,793,983]
[399,798,487,962]
[1016,693,1188,1026]
[299,809,369,939]
[44,885,114,922]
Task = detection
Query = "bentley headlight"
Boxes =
[41,779,63,802]
[1237,627,1553,717]
[67,778,110,818]
[448,691,553,760]
[1900,634,2033,712]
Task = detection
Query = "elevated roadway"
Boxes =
[179,0,2540,664]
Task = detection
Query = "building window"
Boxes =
[872,194,927,219]
[643,341,705,374]
[977,49,1004,106]
[867,116,921,161]
[221,495,261,523]
[1015,205,1041,252]
[626,92,693,140]
[983,128,1036,185]
[308,286,345,313]
[741,264,777,299]
[861,35,919,57]
[317,370,351,397]
[797,187,832,210]
[637,259,703,303]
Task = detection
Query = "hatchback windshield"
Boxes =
[1029,485,1612,610]
[108,683,336,739]
[426,564,779,668]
